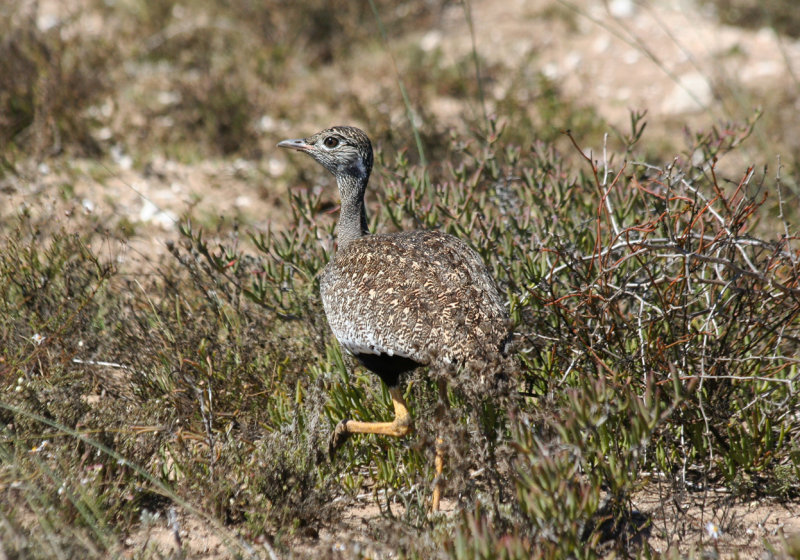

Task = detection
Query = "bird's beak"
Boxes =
[277,138,312,152]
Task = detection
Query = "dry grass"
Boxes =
[1,0,800,558]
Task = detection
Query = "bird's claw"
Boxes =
[329,419,351,460]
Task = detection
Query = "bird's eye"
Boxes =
[323,136,339,149]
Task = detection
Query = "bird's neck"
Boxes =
[336,174,370,251]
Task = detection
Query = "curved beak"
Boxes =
[277,138,312,152]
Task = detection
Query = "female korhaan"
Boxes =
[279,126,510,510]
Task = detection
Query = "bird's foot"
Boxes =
[431,478,443,513]
[329,419,352,460]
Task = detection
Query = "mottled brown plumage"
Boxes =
[321,230,508,383]
[278,126,510,510]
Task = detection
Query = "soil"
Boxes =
[637,485,800,556]
[119,490,800,558]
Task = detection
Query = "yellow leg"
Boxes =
[329,387,413,459]
[431,379,449,512]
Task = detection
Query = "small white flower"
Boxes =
[29,440,49,453]
[706,521,721,540]
[32,333,45,345]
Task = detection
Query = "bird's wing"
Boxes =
[320,231,507,366]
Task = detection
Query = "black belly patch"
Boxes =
[354,353,422,387]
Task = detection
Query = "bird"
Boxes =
[278,126,510,511]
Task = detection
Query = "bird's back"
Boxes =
[320,230,509,376]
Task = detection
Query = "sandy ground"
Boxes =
[120,490,800,558]
[637,485,800,555]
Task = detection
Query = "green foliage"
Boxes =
[0,212,114,381]
[3,106,800,556]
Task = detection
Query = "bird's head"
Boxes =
[278,126,373,188]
